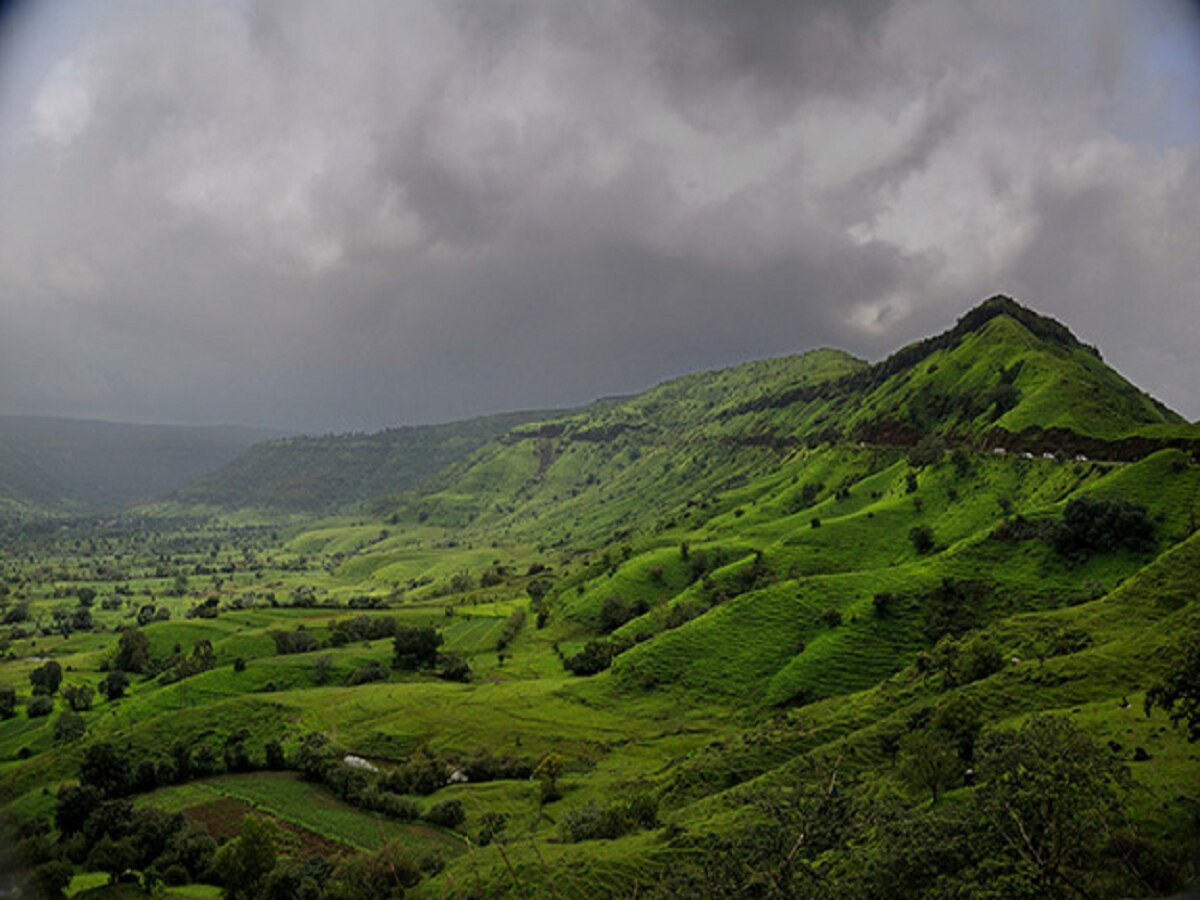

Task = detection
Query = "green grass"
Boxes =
[4,300,1200,898]
[141,772,465,856]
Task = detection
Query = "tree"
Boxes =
[0,685,15,720]
[81,741,131,797]
[1053,496,1155,558]
[436,652,471,683]
[62,683,95,712]
[224,730,253,773]
[976,715,1128,898]
[872,591,899,618]
[87,835,138,885]
[171,741,193,783]
[55,783,103,836]
[192,639,216,668]
[327,842,418,899]
[161,820,218,883]
[54,711,86,743]
[264,739,286,769]
[930,695,982,763]
[99,670,130,701]
[392,626,442,670]
[27,860,73,898]
[599,595,646,633]
[907,435,946,468]
[29,660,63,695]
[27,694,53,717]
[213,816,277,900]
[535,752,566,803]
[909,525,935,555]
[264,857,332,900]
[564,640,613,676]
[900,731,959,805]
[295,732,339,782]
[424,799,464,828]
[878,731,901,767]
[114,628,151,673]
[1145,623,1200,741]
[312,655,334,685]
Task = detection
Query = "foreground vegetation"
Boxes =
[2,298,1199,897]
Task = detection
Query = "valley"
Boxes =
[1,298,1198,898]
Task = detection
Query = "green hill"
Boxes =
[2,297,1198,899]
[384,297,1190,546]
[166,409,562,514]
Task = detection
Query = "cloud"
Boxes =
[0,0,1197,430]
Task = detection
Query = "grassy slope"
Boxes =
[3,299,1198,897]
[160,409,560,514]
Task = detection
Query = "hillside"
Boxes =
[1,296,1198,899]
[0,416,282,515]
[166,409,562,514]
[379,297,1190,546]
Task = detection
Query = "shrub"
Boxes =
[161,863,189,886]
[62,683,94,711]
[424,800,465,829]
[559,793,658,843]
[29,660,63,695]
[822,608,843,628]
[264,740,286,769]
[476,811,508,847]
[598,596,647,633]
[907,436,946,468]
[27,694,53,717]
[495,608,527,650]
[0,685,16,719]
[114,628,151,673]
[909,525,935,554]
[329,615,398,646]
[436,653,471,683]
[872,592,899,618]
[379,747,444,796]
[99,670,129,701]
[1053,497,1155,558]
[374,792,421,821]
[270,629,320,655]
[54,711,86,743]
[564,640,613,676]
[344,661,388,686]
[929,634,1004,687]
[393,627,442,670]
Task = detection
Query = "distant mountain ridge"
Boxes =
[0,416,284,515]
[164,409,563,514]
[10,296,1192,520]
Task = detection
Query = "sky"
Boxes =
[0,0,1198,432]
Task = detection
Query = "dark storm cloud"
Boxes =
[0,0,1198,431]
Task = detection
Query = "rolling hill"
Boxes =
[2,296,1198,899]
[164,409,562,514]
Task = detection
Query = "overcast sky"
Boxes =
[1,0,1198,432]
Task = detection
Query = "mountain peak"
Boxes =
[955,295,1099,359]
